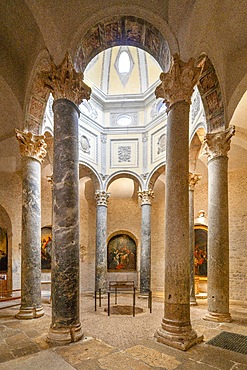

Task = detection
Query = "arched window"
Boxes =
[118,51,131,74]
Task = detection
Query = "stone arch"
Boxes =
[147,164,166,190]
[189,126,206,173]
[24,51,51,135]
[105,170,143,191]
[197,54,225,133]
[79,163,102,190]
[74,15,171,73]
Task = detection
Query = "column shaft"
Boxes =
[17,157,44,319]
[189,188,196,305]
[95,203,108,292]
[155,101,202,350]
[48,98,82,343]
[140,203,152,295]
[205,156,231,321]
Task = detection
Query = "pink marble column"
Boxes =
[155,54,203,350]
[203,127,235,322]
[40,53,91,344]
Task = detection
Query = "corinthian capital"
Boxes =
[15,129,47,162]
[138,190,154,205]
[95,190,110,206]
[40,52,91,106]
[155,53,202,108]
[203,126,235,161]
[189,172,202,191]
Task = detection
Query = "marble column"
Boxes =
[138,189,154,295]
[95,190,110,293]
[203,126,235,323]
[41,52,91,344]
[154,53,203,350]
[15,130,47,319]
[189,172,202,305]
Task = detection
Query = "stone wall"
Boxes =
[228,168,247,301]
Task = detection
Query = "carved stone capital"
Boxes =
[40,52,91,106]
[189,172,202,191]
[203,126,235,161]
[15,129,47,162]
[95,190,110,206]
[155,53,202,108]
[138,190,154,205]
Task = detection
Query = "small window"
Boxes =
[118,51,131,74]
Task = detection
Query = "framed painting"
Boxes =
[107,234,136,271]
[194,225,207,277]
[41,226,52,271]
[0,227,7,272]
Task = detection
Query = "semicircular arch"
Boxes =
[105,170,143,191]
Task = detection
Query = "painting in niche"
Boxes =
[0,228,7,272]
[41,227,52,271]
[107,234,136,271]
[194,226,207,277]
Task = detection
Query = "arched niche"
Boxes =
[0,205,12,292]
[194,210,208,297]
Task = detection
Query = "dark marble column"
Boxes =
[154,53,203,350]
[138,189,154,295]
[95,190,110,293]
[189,173,202,306]
[203,126,235,323]
[15,130,47,319]
[41,53,91,344]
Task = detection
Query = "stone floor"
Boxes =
[0,294,247,369]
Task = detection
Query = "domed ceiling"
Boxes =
[84,46,162,96]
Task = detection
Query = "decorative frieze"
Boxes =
[189,172,202,191]
[138,190,154,205]
[203,126,235,161]
[15,129,47,162]
[155,53,202,108]
[40,52,91,106]
[95,190,110,206]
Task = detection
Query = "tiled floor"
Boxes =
[0,295,247,369]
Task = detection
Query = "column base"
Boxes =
[16,306,44,319]
[155,318,203,351]
[203,311,232,323]
[47,323,83,345]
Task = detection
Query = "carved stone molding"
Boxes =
[203,126,235,161]
[189,172,202,191]
[95,190,110,206]
[46,175,53,190]
[100,133,107,144]
[138,190,154,205]
[15,129,47,162]
[40,52,91,106]
[155,53,203,108]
